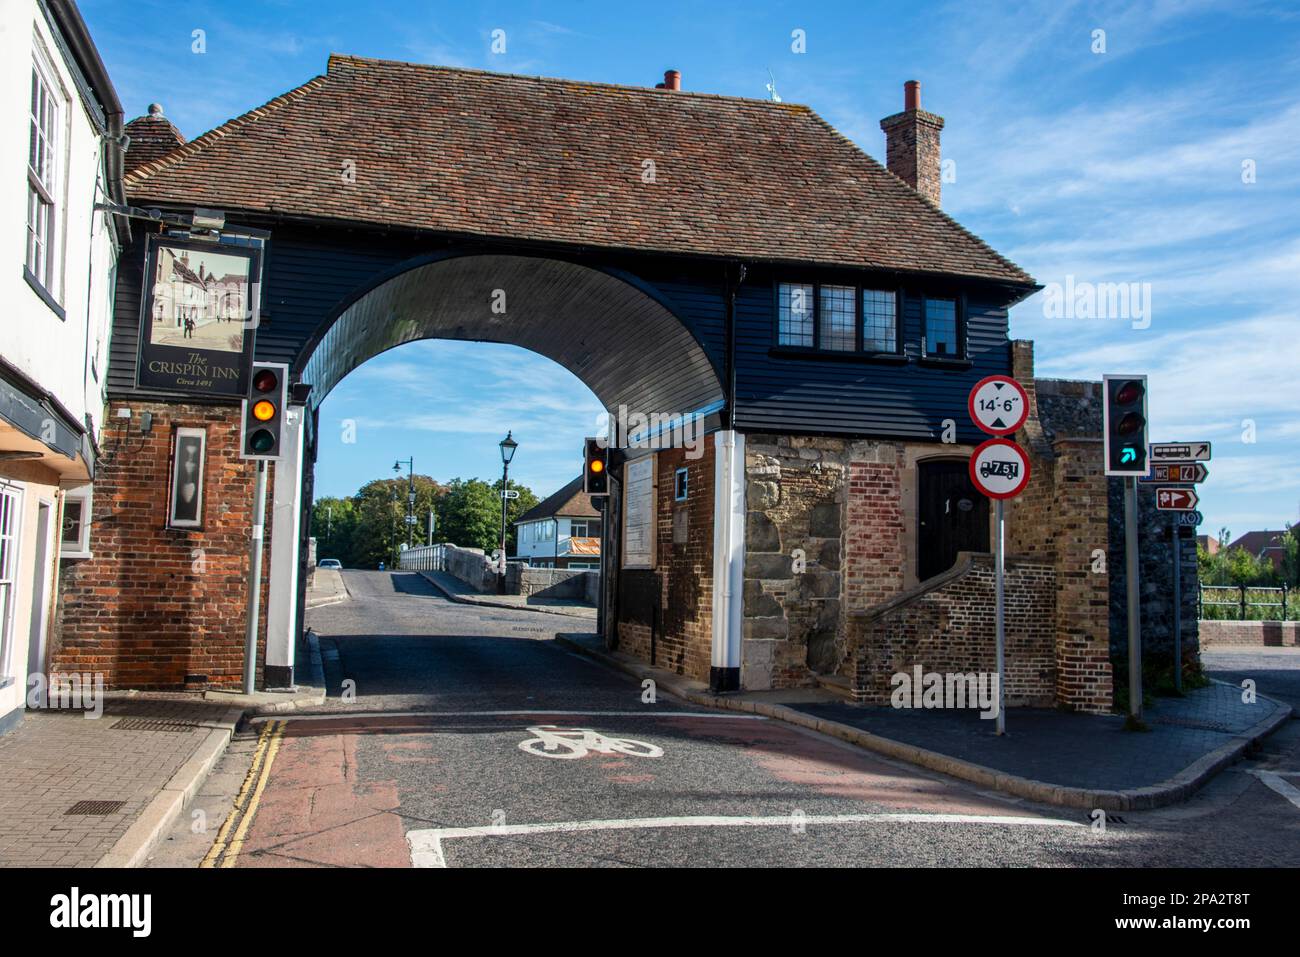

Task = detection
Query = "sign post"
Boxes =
[1149,445,1209,695]
[967,375,1031,737]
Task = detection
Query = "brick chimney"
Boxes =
[879,80,945,205]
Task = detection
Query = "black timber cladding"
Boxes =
[107,222,1019,443]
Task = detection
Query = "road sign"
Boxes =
[967,375,1030,436]
[1155,486,1199,511]
[500,489,520,499]
[1176,510,1203,528]
[969,438,1031,500]
[1140,463,1208,484]
[1150,441,1211,463]
[404,515,419,525]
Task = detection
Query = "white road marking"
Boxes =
[406,812,1084,867]
[1249,770,1300,810]
[248,709,764,724]
[518,725,664,760]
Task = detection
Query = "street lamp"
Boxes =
[393,457,414,550]
[498,432,517,591]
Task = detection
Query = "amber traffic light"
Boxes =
[584,437,608,495]
[241,361,288,460]
[1103,374,1148,476]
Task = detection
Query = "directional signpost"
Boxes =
[1148,440,1210,693]
[1150,442,1211,463]
[1155,486,1199,511]
[967,376,1031,736]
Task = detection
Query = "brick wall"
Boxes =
[615,445,714,683]
[52,400,272,689]
[1199,619,1299,648]
[849,555,1057,705]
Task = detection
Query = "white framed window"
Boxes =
[0,483,23,684]
[26,47,61,297]
[569,519,600,538]
[60,486,92,559]
[674,467,689,501]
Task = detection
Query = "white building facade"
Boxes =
[0,0,127,731]
[512,476,602,570]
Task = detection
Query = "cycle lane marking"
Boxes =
[406,812,1086,868]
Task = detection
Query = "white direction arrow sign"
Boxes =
[1155,487,1199,511]
[968,376,1030,436]
[1151,442,1211,463]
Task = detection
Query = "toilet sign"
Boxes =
[969,438,1031,500]
[968,375,1030,436]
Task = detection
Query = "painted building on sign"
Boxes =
[0,0,128,731]
[41,56,1195,712]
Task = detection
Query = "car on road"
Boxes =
[318,559,343,570]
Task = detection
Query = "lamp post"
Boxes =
[498,432,517,592]
[393,457,414,550]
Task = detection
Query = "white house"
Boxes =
[0,0,127,731]
[512,476,602,569]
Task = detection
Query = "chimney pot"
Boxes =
[148,102,164,117]
[664,69,681,91]
[904,80,920,111]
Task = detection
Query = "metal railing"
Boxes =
[1198,583,1291,621]
[398,544,446,572]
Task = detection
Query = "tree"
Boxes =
[312,496,358,566]
[435,477,540,555]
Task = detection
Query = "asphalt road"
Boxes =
[146,571,1300,868]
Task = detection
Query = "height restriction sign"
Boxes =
[968,375,1030,436]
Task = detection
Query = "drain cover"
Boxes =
[65,800,126,816]
[111,717,198,732]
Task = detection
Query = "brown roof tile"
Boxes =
[125,55,1033,285]
[123,108,188,175]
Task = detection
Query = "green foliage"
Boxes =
[311,475,448,569]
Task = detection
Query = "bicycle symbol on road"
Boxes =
[517,725,664,760]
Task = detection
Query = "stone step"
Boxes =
[815,674,855,700]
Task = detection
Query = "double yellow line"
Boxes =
[201,719,287,868]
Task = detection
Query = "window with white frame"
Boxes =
[570,519,600,538]
[27,49,61,296]
[0,484,21,682]
[60,486,92,559]
[674,467,689,501]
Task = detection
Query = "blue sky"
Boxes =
[83,0,1300,537]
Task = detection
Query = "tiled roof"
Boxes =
[123,109,187,175]
[1227,530,1288,557]
[125,55,1034,285]
[516,476,599,524]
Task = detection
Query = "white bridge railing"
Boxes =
[398,544,446,572]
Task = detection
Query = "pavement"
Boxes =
[557,632,1291,811]
[416,568,597,619]
[306,567,349,608]
[0,696,242,868]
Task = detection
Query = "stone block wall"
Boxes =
[52,400,271,689]
[849,554,1057,705]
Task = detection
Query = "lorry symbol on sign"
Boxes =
[979,459,1021,480]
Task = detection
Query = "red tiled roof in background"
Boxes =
[124,55,1034,285]
[123,105,187,175]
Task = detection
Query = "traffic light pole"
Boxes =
[1125,476,1142,722]
[244,461,268,694]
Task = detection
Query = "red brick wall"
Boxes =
[616,446,715,682]
[850,555,1057,705]
[1199,619,1299,648]
[844,458,906,612]
[52,400,272,689]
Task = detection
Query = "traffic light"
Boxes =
[1103,374,1148,476]
[583,437,608,495]
[240,361,288,460]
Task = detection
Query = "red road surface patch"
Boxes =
[234,725,411,868]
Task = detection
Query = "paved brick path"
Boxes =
[0,696,234,868]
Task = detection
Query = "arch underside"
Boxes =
[299,255,725,421]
